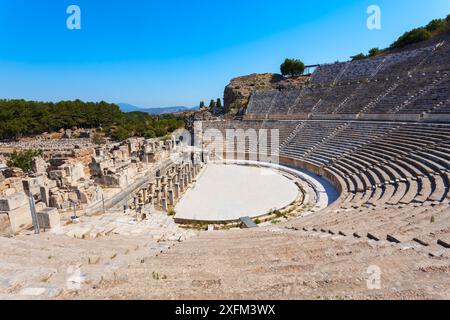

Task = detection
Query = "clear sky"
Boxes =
[0,0,449,108]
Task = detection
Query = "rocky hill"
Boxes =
[223,73,309,116]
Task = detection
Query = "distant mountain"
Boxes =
[118,103,198,115]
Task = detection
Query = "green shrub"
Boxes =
[425,19,446,32]
[390,28,432,49]
[350,53,367,61]
[111,127,130,141]
[7,149,43,173]
[368,47,381,57]
[91,132,106,145]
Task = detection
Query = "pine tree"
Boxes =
[216,98,223,110]
[209,99,215,109]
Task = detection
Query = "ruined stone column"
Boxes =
[174,183,180,199]
[142,188,148,204]
[40,186,50,207]
[161,198,168,211]
[168,189,175,206]
[148,195,154,208]
[155,190,161,209]
[161,184,167,199]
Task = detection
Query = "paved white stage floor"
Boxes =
[174,164,299,222]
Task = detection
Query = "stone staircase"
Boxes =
[0,210,198,299]
[54,226,450,300]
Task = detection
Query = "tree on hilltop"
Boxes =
[390,28,432,49]
[216,98,223,110]
[426,19,446,32]
[351,53,367,61]
[280,58,305,77]
[209,99,215,109]
[368,48,381,57]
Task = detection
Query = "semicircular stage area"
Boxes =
[174,162,338,223]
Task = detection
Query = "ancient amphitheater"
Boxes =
[1,35,449,300]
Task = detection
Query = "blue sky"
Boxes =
[0,0,449,108]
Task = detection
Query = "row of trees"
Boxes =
[0,99,185,141]
[108,112,185,141]
[199,99,223,110]
[0,99,122,140]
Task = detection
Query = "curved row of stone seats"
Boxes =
[198,120,450,268]
[375,46,435,77]
[324,125,450,206]
[281,121,343,159]
[334,78,398,114]
[365,71,449,114]
[287,86,328,114]
[337,56,385,82]
[301,122,399,165]
[293,202,449,251]
[247,69,448,117]
[202,120,450,208]
[271,89,303,114]
[274,120,448,207]
[245,40,449,117]
[405,75,450,114]
[51,221,450,299]
[201,120,300,159]
[429,98,450,114]
[421,41,450,73]
[309,82,359,114]
[309,45,435,86]
[309,62,346,84]
[246,90,279,115]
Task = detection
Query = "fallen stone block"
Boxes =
[37,207,60,230]
[0,193,28,211]
[4,205,33,233]
[386,234,408,244]
[88,256,101,265]
[367,232,382,241]
[0,214,12,235]
[66,227,92,239]
[413,235,433,247]
[437,235,450,249]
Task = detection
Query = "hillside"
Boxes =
[223,73,309,116]
[118,103,197,115]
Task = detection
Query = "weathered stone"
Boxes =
[0,193,28,211]
[4,205,32,233]
[37,207,60,230]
